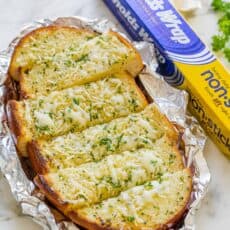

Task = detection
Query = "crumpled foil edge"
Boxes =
[0,16,211,230]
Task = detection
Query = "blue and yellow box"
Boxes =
[104,0,230,156]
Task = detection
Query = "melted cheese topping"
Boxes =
[22,75,145,138]
[47,149,168,209]
[77,169,192,229]
[15,31,137,96]
[15,28,95,67]
[39,104,164,171]
[12,27,191,229]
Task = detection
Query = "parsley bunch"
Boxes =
[211,0,230,62]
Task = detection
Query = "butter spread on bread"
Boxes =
[9,26,143,98]
[6,25,192,229]
[28,104,182,174]
[7,73,147,156]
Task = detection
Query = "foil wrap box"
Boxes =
[104,0,230,156]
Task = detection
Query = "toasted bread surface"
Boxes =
[36,169,192,229]
[7,25,192,229]
[9,26,96,79]
[6,100,32,156]
[28,104,182,174]
[69,169,192,230]
[8,73,147,156]
[35,145,185,208]
[9,26,143,98]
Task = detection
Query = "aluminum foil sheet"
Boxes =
[0,17,210,230]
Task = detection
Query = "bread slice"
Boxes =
[9,26,97,80]
[7,73,147,156]
[35,168,192,229]
[9,26,143,98]
[28,104,182,174]
[68,169,192,230]
[34,147,185,211]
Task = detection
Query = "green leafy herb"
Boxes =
[169,154,176,165]
[73,98,80,105]
[224,47,230,60]
[64,60,72,67]
[38,99,44,107]
[126,216,135,222]
[99,137,113,151]
[75,54,89,63]
[144,181,153,189]
[212,0,230,11]
[116,134,124,149]
[150,160,158,166]
[78,194,87,200]
[130,98,138,110]
[212,35,227,51]
[211,0,230,62]
[156,171,163,183]
[104,176,121,188]
[180,176,185,183]
[35,125,50,132]
[86,36,95,41]
[89,103,98,121]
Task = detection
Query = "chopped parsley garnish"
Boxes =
[129,98,139,111]
[99,137,113,151]
[144,181,153,189]
[151,160,158,166]
[211,0,230,62]
[125,171,133,183]
[104,176,121,188]
[116,134,124,149]
[78,194,87,200]
[180,176,185,183]
[75,54,89,63]
[156,171,164,183]
[73,98,80,105]
[35,125,50,132]
[89,104,98,121]
[38,99,44,106]
[48,112,53,118]
[86,36,94,41]
[169,154,176,165]
[64,60,72,67]
[126,216,135,222]
[142,139,149,144]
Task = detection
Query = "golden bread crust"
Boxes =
[35,169,192,230]
[9,26,96,81]
[27,140,49,174]
[34,176,69,214]
[108,31,144,76]
[6,100,31,156]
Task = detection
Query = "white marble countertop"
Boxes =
[0,0,230,229]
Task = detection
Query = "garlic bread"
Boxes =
[34,148,185,210]
[9,26,143,98]
[7,24,192,230]
[7,73,147,156]
[70,169,192,230]
[35,168,192,229]
[28,104,182,174]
